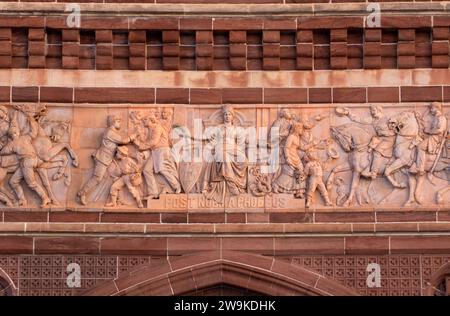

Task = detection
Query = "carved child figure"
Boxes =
[303,150,333,208]
[106,146,144,208]
[78,115,136,205]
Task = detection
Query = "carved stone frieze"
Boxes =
[0,102,446,210]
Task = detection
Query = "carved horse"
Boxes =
[327,123,375,206]
[382,111,449,205]
[13,107,79,204]
[0,155,19,206]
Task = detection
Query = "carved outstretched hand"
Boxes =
[335,107,350,117]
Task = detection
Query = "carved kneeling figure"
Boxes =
[105,146,144,208]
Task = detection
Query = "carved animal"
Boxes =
[383,111,449,205]
[14,108,79,205]
[249,167,272,197]
[327,123,374,206]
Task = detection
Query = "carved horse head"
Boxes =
[330,123,373,153]
[388,111,420,138]
[49,121,70,143]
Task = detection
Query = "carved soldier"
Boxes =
[413,102,447,175]
[160,108,174,135]
[303,150,333,208]
[0,125,50,207]
[106,146,144,208]
[344,105,396,178]
[77,115,135,205]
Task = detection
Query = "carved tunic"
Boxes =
[284,134,303,171]
[117,157,139,175]
[0,135,37,160]
[94,128,131,166]
[203,124,248,201]
[349,113,395,157]
[423,114,447,154]
[371,116,396,158]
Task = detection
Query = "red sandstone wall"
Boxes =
[0,2,449,296]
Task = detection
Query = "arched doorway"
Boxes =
[83,251,359,296]
[182,285,266,296]
[425,262,450,296]
[0,269,16,296]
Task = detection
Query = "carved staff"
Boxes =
[427,130,448,184]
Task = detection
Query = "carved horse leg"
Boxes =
[404,174,418,206]
[0,168,13,206]
[41,143,79,168]
[36,167,59,205]
[342,170,361,207]
[50,155,68,182]
[384,158,408,189]
[326,162,351,191]
[437,185,450,204]
[359,178,372,205]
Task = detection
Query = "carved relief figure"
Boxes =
[272,122,306,197]
[303,150,333,208]
[134,109,181,200]
[328,115,375,206]
[411,102,448,178]
[0,106,10,147]
[383,103,448,205]
[344,105,396,179]
[201,105,248,203]
[268,108,294,152]
[0,124,50,207]
[78,115,135,205]
[106,146,144,208]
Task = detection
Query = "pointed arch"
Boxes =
[424,261,450,296]
[0,268,17,296]
[83,251,359,296]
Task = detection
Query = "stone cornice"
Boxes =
[0,2,449,17]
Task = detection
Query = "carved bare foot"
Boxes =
[40,197,51,208]
[78,192,87,205]
[414,193,422,205]
[18,199,27,207]
[342,197,353,207]
[437,192,444,204]
[404,199,416,207]
[105,201,117,207]
[137,201,144,208]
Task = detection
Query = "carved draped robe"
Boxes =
[202,124,248,203]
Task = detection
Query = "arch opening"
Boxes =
[83,251,359,296]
